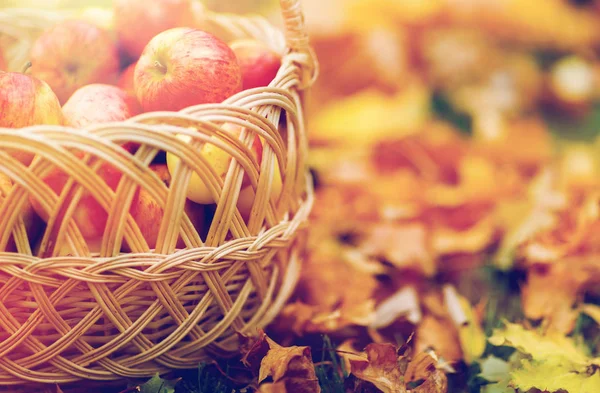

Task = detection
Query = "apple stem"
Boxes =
[22,61,32,74]
[154,60,167,74]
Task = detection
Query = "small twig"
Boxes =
[314,360,334,368]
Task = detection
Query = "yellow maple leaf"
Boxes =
[443,286,486,364]
[258,337,321,393]
[489,322,600,393]
[489,322,591,365]
[511,358,600,393]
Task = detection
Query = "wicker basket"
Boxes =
[0,0,316,385]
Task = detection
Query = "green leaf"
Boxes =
[139,373,178,393]
[489,322,600,393]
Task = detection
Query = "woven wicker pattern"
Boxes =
[0,0,315,384]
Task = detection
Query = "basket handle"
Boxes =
[279,0,318,88]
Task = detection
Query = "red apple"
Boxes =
[62,84,141,153]
[29,155,122,240]
[127,164,205,250]
[117,62,137,97]
[0,69,65,165]
[62,84,141,127]
[0,70,64,128]
[114,0,195,60]
[134,28,242,112]
[29,20,119,103]
[230,39,281,89]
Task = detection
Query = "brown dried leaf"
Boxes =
[372,286,422,329]
[284,230,378,334]
[257,381,287,393]
[350,343,407,393]
[360,222,435,276]
[240,330,269,374]
[415,316,463,362]
[522,262,590,334]
[405,352,437,383]
[424,155,500,207]
[349,343,449,393]
[523,192,599,262]
[413,369,448,393]
[337,340,367,374]
[277,302,318,336]
[258,337,321,393]
[372,123,468,182]
[474,117,552,170]
[431,213,496,255]
[421,292,448,319]
[300,240,378,310]
[278,299,376,336]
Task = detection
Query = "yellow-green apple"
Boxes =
[32,235,103,257]
[29,20,119,103]
[0,173,44,253]
[51,238,103,256]
[29,154,122,240]
[165,124,282,218]
[230,39,281,89]
[0,69,65,165]
[117,62,137,98]
[134,28,242,112]
[62,84,141,127]
[236,160,282,219]
[114,0,195,60]
[127,164,205,250]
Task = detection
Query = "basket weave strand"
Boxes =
[0,0,316,385]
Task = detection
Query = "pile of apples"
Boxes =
[0,0,283,255]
